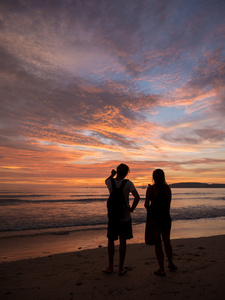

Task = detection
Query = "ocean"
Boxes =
[1,187,225,262]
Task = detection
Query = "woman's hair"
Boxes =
[117,163,130,178]
[152,169,166,185]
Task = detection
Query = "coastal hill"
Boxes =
[170,182,225,188]
[138,182,225,188]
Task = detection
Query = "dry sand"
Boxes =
[0,235,225,300]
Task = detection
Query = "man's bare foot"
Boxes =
[154,269,166,277]
[102,267,113,274]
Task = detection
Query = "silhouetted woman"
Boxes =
[144,169,177,276]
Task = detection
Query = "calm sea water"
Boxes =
[0,187,225,237]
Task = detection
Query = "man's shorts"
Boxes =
[107,219,133,240]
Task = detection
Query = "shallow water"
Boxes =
[0,187,225,261]
[1,187,225,233]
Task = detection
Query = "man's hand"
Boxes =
[105,169,116,183]
[129,189,140,213]
[128,205,134,213]
[111,169,116,177]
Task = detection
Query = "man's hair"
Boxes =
[117,163,130,178]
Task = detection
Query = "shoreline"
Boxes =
[1,217,225,263]
[1,235,225,300]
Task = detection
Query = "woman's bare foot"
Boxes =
[118,268,127,275]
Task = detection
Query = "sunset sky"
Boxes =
[1,0,225,188]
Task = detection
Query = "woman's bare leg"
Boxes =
[154,229,165,273]
[162,228,173,266]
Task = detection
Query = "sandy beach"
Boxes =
[1,234,225,300]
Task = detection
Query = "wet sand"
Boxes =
[1,218,225,262]
[0,235,225,300]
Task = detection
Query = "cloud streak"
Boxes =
[0,0,225,187]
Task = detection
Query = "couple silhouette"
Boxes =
[103,164,177,276]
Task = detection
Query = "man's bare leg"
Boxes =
[119,238,127,275]
[103,239,114,273]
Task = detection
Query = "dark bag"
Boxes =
[107,179,128,221]
[145,206,155,245]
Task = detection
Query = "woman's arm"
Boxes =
[144,185,152,209]
[166,185,172,209]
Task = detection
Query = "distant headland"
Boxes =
[169,182,225,188]
[138,182,225,188]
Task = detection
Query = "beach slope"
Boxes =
[0,235,225,300]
